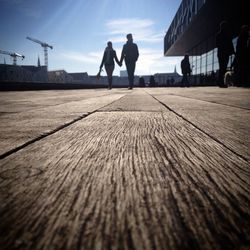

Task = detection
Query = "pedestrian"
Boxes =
[181,54,191,87]
[120,34,139,89]
[149,75,156,87]
[139,76,145,87]
[215,21,235,88]
[233,25,250,87]
[100,41,121,90]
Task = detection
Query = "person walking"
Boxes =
[100,41,121,90]
[120,34,139,89]
[215,21,235,87]
[181,54,191,87]
[233,25,250,87]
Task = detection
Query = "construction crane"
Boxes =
[26,36,53,68]
[0,49,25,65]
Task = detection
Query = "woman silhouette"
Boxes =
[100,41,121,89]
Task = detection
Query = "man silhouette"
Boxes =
[181,54,191,87]
[216,21,234,87]
[120,34,139,89]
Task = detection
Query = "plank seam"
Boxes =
[147,92,249,163]
[154,93,250,111]
[0,94,127,160]
[2,92,116,114]
[0,114,88,160]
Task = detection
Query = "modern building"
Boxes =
[164,0,249,85]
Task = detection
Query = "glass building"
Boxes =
[164,0,249,85]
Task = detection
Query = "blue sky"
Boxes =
[0,0,182,76]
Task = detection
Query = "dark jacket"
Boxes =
[181,58,191,75]
[121,41,139,64]
[216,30,234,57]
[235,33,250,67]
[100,49,119,68]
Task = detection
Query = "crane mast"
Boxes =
[0,49,25,65]
[26,36,53,69]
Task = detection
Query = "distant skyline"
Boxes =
[0,0,182,76]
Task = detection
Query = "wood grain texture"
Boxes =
[0,89,125,113]
[148,94,250,161]
[1,111,249,250]
[0,92,125,156]
[99,91,166,112]
[146,87,250,110]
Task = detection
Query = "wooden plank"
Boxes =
[100,91,166,112]
[0,111,249,250]
[0,93,125,156]
[146,87,250,110]
[149,94,250,161]
[0,89,125,114]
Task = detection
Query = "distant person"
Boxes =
[181,54,191,87]
[233,25,250,86]
[149,75,156,87]
[100,41,121,89]
[216,21,235,87]
[139,76,145,87]
[120,34,139,89]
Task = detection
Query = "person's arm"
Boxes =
[135,44,139,61]
[100,50,106,69]
[114,51,120,66]
[120,45,125,64]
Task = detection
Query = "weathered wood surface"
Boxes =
[0,87,249,250]
[0,90,126,156]
[99,91,166,112]
[145,92,250,161]
[146,87,250,110]
[0,89,125,113]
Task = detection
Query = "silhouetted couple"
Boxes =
[100,33,139,90]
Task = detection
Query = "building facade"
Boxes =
[0,64,48,82]
[48,70,73,83]
[164,0,249,85]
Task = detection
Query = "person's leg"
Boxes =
[105,65,114,89]
[130,62,136,88]
[218,55,229,87]
[126,62,136,89]
[126,63,132,88]
[181,76,184,87]
[186,74,190,87]
[181,74,187,87]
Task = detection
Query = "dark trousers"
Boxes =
[105,65,114,88]
[235,66,249,86]
[181,73,189,87]
[218,54,229,86]
[125,61,136,88]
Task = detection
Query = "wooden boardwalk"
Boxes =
[0,87,249,250]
